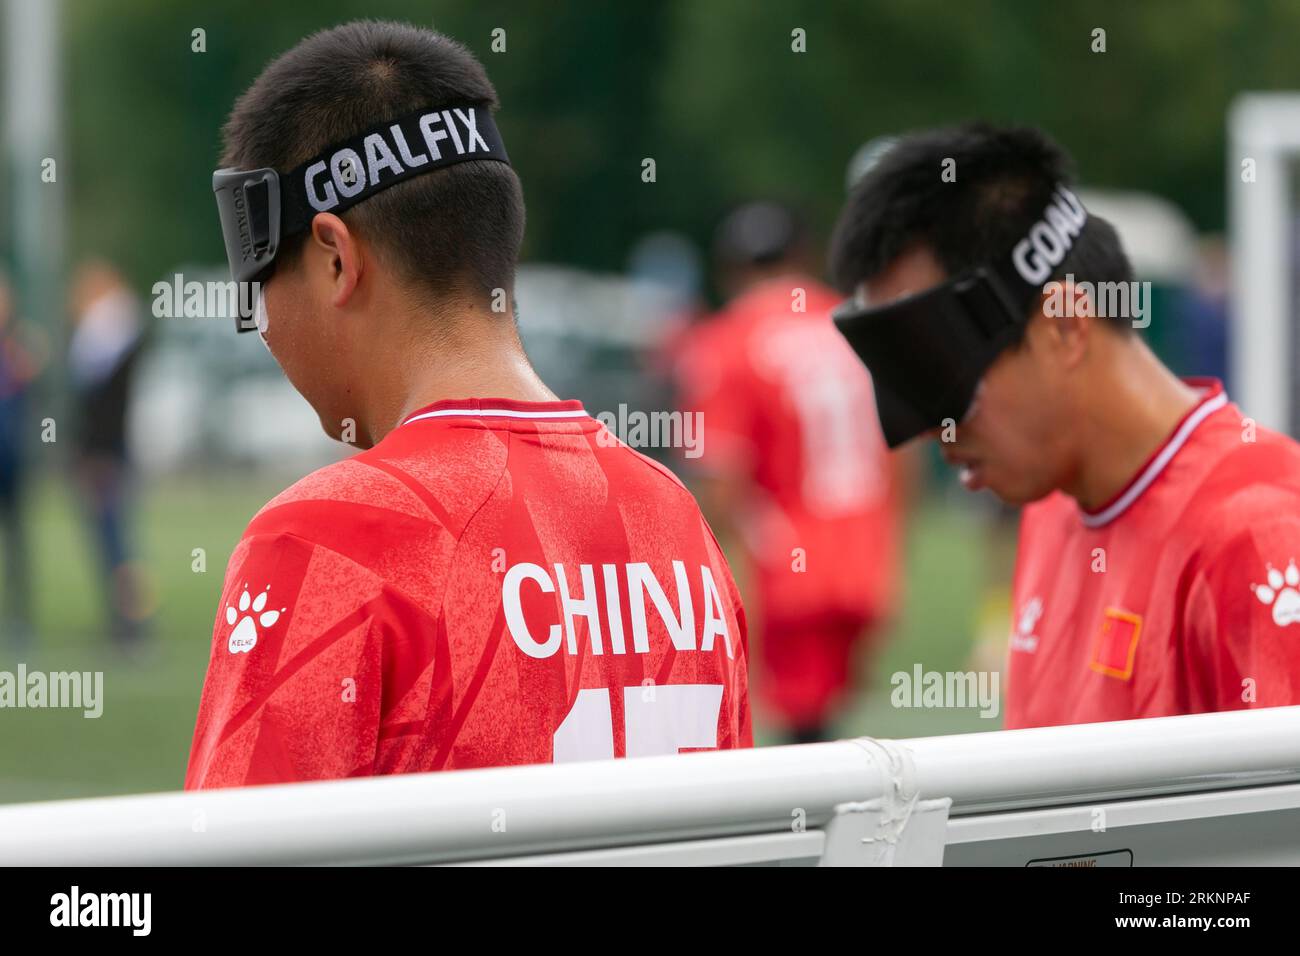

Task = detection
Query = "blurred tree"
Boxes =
[654,0,1300,281]
[58,0,1300,299]
[63,0,672,288]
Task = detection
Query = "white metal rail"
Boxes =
[2,707,1299,866]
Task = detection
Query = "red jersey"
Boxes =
[676,275,899,625]
[1008,379,1300,728]
[186,398,751,788]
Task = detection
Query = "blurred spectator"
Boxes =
[675,201,907,743]
[68,260,150,650]
[1177,236,1230,388]
[0,273,42,646]
[632,230,710,397]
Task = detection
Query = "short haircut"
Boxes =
[828,122,1134,331]
[220,20,524,300]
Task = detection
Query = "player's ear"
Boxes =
[1034,279,1091,370]
[307,212,363,309]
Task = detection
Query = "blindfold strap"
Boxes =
[279,104,510,238]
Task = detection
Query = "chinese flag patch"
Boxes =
[1090,607,1143,680]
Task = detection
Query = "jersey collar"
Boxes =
[1079,378,1228,529]
[400,397,588,427]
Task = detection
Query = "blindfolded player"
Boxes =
[187,21,750,788]
[831,123,1300,728]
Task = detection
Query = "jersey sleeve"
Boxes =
[185,531,398,789]
[1184,513,1300,711]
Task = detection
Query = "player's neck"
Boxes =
[362,306,558,446]
[1065,341,1201,512]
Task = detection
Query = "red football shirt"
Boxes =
[1008,379,1300,728]
[186,398,751,788]
[675,275,899,625]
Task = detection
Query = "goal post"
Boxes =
[1228,92,1300,434]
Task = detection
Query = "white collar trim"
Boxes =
[403,406,589,425]
[1080,390,1229,529]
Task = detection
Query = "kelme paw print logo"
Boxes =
[226,584,285,654]
[1251,560,1300,628]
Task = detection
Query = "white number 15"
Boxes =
[553,685,724,761]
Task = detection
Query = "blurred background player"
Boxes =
[676,201,904,743]
[67,259,150,651]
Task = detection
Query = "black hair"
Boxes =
[829,122,1134,329]
[221,20,524,301]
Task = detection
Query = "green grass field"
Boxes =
[0,475,281,803]
[0,476,998,804]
